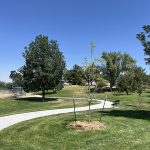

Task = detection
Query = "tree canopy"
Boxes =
[117,66,147,95]
[9,70,23,87]
[100,52,135,91]
[21,35,65,101]
[137,25,150,64]
[64,64,85,85]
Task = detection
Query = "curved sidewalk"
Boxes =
[0,99,114,131]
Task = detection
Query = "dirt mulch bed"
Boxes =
[68,121,106,131]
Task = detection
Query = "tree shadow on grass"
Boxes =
[99,109,150,121]
[15,97,59,102]
[144,93,150,97]
[45,91,56,95]
[144,91,150,93]
[112,93,131,96]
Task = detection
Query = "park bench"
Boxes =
[112,100,120,108]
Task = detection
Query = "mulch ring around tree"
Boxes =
[68,121,106,131]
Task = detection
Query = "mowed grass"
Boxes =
[45,85,89,98]
[0,85,150,149]
[47,85,150,110]
[0,85,105,116]
[0,97,89,117]
[0,85,150,115]
[0,110,149,150]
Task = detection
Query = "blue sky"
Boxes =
[0,0,149,82]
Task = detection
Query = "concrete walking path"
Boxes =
[0,99,114,131]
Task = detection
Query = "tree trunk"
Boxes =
[91,81,93,86]
[110,85,112,92]
[125,90,129,95]
[42,89,45,102]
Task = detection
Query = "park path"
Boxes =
[0,98,114,131]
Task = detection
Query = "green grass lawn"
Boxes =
[0,85,150,150]
[43,85,89,98]
[0,110,149,150]
[46,85,150,110]
[0,85,99,116]
[0,97,89,117]
[0,85,110,117]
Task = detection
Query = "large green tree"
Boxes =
[100,52,135,91]
[117,66,147,95]
[137,25,150,64]
[64,64,85,85]
[132,66,147,95]
[117,73,132,95]
[21,35,65,101]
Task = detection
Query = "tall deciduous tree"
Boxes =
[100,52,135,91]
[21,35,65,101]
[137,25,150,64]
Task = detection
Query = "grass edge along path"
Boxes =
[0,110,150,150]
[0,99,113,131]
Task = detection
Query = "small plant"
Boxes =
[83,42,96,122]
